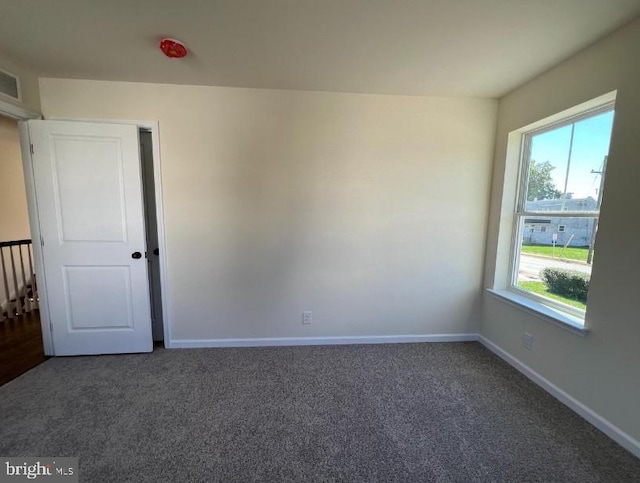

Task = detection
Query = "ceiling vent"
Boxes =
[0,69,20,101]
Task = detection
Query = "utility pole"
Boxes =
[587,155,607,264]
[561,123,576,212]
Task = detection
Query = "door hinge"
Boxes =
[50,322,54,332]
[40,236,44,247]
[30,144,34,155]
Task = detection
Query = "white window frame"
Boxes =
[508,101,615,321]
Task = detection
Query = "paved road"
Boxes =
[518,254,591,281]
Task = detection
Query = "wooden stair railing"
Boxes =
[0,239,38,321]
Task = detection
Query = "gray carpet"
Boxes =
[0,342,638,482]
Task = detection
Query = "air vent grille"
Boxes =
[0,69,20,100]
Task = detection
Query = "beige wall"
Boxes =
[482,17,640,441]
[0,52,41,113]
[0,116,30,241]
[39,79,497,341]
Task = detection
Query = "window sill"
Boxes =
[486,288,589,337]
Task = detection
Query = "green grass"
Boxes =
[521,244,591,263]
[517,281,587,310]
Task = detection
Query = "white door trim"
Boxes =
[0,99,40,121]
[19,116,170,353]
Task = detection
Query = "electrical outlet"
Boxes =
[523,332,534,351]
[302,311,312,325]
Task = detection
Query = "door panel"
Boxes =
[63,266,134,330]
[29,120,152,355]
[52,136,127,242]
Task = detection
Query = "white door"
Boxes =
[29,120,152,355]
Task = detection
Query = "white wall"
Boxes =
[0,115,31,241]
[483,17,640,443]
[39,79,497,342]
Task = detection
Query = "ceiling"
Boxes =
[1,0,639,98]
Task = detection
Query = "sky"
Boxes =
[529,110,615,200]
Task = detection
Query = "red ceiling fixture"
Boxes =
[159,38,188,58]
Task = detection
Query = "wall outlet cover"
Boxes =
[523,332,534,350]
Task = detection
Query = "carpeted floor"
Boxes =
[0,342,638,482]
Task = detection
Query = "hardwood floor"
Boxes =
[0,310,46,386]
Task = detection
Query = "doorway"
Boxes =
[0,105,168,358]
[28,120,168,355]
[0,113,46,384]
[140,129,164,342]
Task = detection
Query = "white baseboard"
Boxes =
[168,333,478,349]
[478,335,640,459]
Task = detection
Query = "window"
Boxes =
[511,103,615,320]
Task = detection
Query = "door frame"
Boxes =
[2,103,171,354]
[0,99,54,353]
